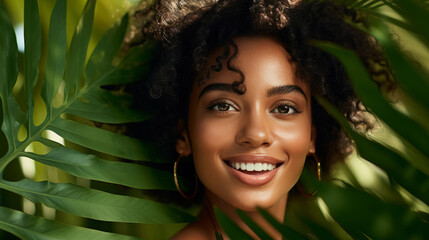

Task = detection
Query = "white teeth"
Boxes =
[235,162,240,169]
[240,162,246,170]
[229,162,277,171]
[262,163,268,171]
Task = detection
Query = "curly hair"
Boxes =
[130,0,393,180]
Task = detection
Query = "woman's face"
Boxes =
[178,36,315,210]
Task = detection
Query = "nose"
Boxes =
[235,110,273,148]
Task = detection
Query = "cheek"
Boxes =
[275,115,313,155]
[188,116,234,179]
[190,116,233,154]
[274,117,313,184]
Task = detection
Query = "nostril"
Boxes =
[235,125,274,147]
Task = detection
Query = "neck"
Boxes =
[200,191,287,240]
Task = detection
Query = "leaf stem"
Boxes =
[0,65,117,175]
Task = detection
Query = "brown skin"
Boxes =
[173,36,316,239]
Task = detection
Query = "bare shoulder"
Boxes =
[170,221,212,240]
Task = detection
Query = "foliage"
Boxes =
[214,0,429,239]
[0,0,195,239]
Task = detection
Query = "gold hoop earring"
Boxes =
[312,153,321,182]
[297,153,321,197]
[174,155,198,199]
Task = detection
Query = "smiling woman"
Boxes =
[186,36,313,210]
[131,0,393,239]
[180,37,314,238]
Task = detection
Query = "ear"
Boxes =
[309,125,317,154]
[175,119,192,156]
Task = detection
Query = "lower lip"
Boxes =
[226,163,281,186]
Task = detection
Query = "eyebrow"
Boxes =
[198,83,308,101]
[199,83,235,99]
[267,85,307,101]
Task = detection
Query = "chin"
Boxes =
[229,191,286,212]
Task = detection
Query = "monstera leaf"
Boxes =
[215,0,429,239]
[0,0,195,239]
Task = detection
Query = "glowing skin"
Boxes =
[174,36,316,239]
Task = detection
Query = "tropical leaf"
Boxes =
[236,209,273,240]
[0,0,194,238]
[313,41,429,167]
[308,1,429,237]
[42,0,66,112]
[214,207,253,240]
[383,0,429,48]
[0,206,144,240]
[368,21,429,116]
[256,209,309,240]
[0,179,194,223]
[215,206,313,240]
[47,118,160,161]
[23,139,178,190]
[23,0,41,136]
[317,181,428,240]
[313,44,429,206]
[0,0,22,161]
[63,0,95,102]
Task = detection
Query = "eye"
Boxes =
[271,103,299,114]
[209,100,238,112]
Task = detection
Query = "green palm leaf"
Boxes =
[312,43,429,205]
[23,0,41,136]
[214,207,253,240]
[313,41,429,165]
[236,209,273,240]
[0,206,143,240]
[23,139,177,190]
[256,209,309,240]
[0,0,22,160]
[0,0,195,238]
[0,179,193,223]
[42,0,66,111]
[317,180,427,240]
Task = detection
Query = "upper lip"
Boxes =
[223,155,284,164]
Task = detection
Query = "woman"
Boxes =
[134,0,392,238]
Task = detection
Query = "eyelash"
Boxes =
[208,99,239,112]
[208,99,301,115]
[270,102,301,115]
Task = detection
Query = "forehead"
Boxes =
[195,35,308,92]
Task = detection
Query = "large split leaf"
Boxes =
[23,139,177,190]
[0,179,195,223]
[0,206,143,240]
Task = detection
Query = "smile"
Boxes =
[223,155,286,186]
[227,162,280,171]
